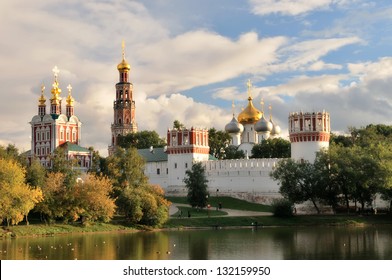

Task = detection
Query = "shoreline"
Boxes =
[2,213,392,239]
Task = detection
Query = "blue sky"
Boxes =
[1,0,392,156]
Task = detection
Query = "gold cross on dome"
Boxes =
[67,84,72,93]
[52,66,60,79]
[121,40,125,59]
[41,83,45,93]
[260,98,265,112]
[246,79,252,98]
[232,100,235,115]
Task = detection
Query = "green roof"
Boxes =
[60,142,91,153]
[138,147,168,162]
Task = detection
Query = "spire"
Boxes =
[246,79,253,100]
[232,100,235,117]
[117,40,131,72]
[38,83,47,117]
[66,84,74,106]
[38,83,46,105]
[66,84,75,118]
[50,66,62,116]
[260,98,265,114]
[268,104,272,120]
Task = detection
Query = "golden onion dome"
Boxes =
[38,84,46,105]
[66,84,74,106]
[66,93,74,106]
[117,40,131,71]
[238,97,262,124]
[117,58,131,71]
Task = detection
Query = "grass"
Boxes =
[0,222,136,238]
[166,196,273,212]
[172,206,228,218]
[164,213,392,228]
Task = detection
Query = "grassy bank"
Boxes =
[165,214,392,228]
[166,196,273,212]
[2,195,392,238]
[0,222,137,238]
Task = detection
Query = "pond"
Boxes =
[1,225,392,260]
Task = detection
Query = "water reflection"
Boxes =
[1,226,391,260]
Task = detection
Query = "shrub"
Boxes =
[272,198,294,218]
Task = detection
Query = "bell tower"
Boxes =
[109,41,138,155]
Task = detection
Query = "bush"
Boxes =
[272,198,294,218]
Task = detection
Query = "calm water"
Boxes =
[1,226,392,260]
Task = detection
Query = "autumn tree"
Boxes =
[36,172,116,224]
[72,174,116,224]
[184,162,209,208]
[0,158,43,226]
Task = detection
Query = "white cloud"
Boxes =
[133,31,287,95]
[249,0,357,16]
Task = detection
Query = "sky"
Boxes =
[1,0,392,157]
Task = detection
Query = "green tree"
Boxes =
[105,147,170,227]
[50,146,79,189]
[184,162,209,208]
[104,147,148,194]
[25,157,47,188]
[252,138,291,158]
[173,120,185,130]
[224,145,245,159]
[208,128,231,159]
[270,159,322,213]
[0,158,43,226]
[117,131,166,149]
[117,184,170,227]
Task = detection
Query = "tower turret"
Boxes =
[289,111,330,162]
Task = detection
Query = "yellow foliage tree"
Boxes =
[0,158,43,226]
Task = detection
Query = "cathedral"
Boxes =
[29,66,92,171]
[224,79,281,157]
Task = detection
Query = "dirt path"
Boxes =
[169,203,272,217]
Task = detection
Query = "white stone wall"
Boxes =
[203,158,281,193]
[291,141,329,163]
[146,157,283,202]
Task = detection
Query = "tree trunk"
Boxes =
[310,198,320,214]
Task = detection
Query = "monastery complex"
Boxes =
[106,43,331,203]
[28,43,333,204]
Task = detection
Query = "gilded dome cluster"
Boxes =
[224,80,281,139]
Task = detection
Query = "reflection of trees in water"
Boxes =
[2,226,392,260]
[188,232,209,260]
[269,226,392,260]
